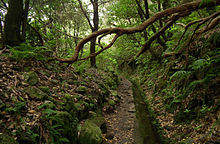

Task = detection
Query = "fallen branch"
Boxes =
[57,0,220,64]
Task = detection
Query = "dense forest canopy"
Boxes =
[0,0,219,66]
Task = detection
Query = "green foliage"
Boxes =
[190,59,207,70]
[41,109,79,144]
[199,0,212,7]
[8,42,53,61]
[208,32,220,47]
[4,102,26,114]
[186,78,206,92]
[170,70,192,81]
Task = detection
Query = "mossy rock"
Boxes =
[0,134,18,144]
[79,120,103,144]
[25,86,48,100]
[88,115,107,133]
[23,71,39,86]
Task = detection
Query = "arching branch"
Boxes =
[80,34,121,61]
[136,12,188,57]
[57,0,220,64]
[176,10,220,48]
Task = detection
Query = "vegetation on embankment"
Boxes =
[0,52,120,144]
[135,30,220,144]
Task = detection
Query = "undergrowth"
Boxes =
[136,31,220,143]
[8,42,53,61]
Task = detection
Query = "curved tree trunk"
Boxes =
[4,0,23,46]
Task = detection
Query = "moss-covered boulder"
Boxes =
[25,86,48,100]
[0,134,18,144]
[24,71,39,86]
[88,115,106,133]
[79,120,103,144]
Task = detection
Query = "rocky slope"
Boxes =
[0,54,120,144]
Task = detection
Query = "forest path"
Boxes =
[103,78,139,144]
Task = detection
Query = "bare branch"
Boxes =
[77,0,94,30]
[176,23,186,28]
[79,34,121,61]
[27,23,44,46]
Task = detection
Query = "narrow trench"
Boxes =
[132,81,161,144]
[104,78,161,144]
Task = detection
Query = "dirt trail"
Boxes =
[103,78,138,144]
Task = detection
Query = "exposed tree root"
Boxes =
[56,0,220,64]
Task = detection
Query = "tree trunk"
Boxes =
[22,0,30,42]
[0,15,5,49]
[4,0,23,46]
[90,0,99,67]
[90,38,96,67]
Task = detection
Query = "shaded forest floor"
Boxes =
[0,54,121,144]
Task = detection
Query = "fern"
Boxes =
[190,59,207,70]
[170,70,192,81]
[186,78,207,93]
[43,108,57,118]
[209,32,220,47]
